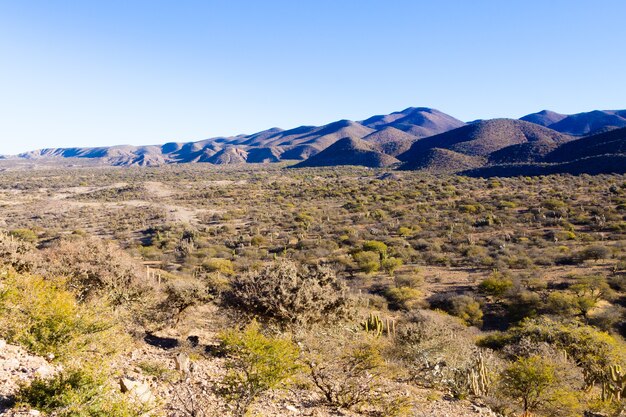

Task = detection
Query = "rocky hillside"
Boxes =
[16,107,463,167]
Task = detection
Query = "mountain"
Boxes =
[520,110,567,127]
[543,125,626,163]
[521,109,626,135]
[361,107,465,137]
[462,126,626,177]
[293,137,400,168]
[398,119,572,170]
[361,127,419,156]
[15,107,462,167]
[10,106,626,176]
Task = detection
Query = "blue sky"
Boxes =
[1,0,625,154]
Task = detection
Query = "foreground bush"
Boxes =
[302,330,411,416]
[0,269,123,362]
[228,260,352,326]
[42,236,149,305]
[218,321,300,417]
[16,367,147,417]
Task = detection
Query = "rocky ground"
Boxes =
[0,334,499,417]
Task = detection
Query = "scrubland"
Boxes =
[1,164,625,416]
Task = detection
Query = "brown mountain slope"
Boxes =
[293,137,399,168]
[398,119,571,170]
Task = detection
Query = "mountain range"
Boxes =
[8,107,626,176]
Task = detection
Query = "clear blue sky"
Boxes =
[1,0,625,155]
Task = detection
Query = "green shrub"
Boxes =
[478,273,513,297]
[384,286,422,310]
[202,257,234,275]
[353,251,381,274]
[218,321,300,417]
[363,240,388,260]
[449,295,483,327]
[382,257,403,274]
[17,367,146,417]
[0,270,123,362]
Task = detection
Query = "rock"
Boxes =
[285,405,298,413]
[175,352,190,374]
[0,340,6,350]
[119,377,155,404]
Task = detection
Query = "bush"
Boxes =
[478,273,513,297]
[303,331,410,415]
[0,232,40,273]
[353,251,381,274]
[218,321,300,417]
[382,257,403,274]
[202,258,234,275]
[228,260,352,326]
[363,240,388,260]
[498,355,581,417]
[0,270,123,362]
[449,295,483,327]
[42,237,148,305]
[384,286,422,310]
[17,367,146,417]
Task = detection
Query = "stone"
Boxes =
[119,377,155,404]
[175,352,190,374]
[285,405,298,413]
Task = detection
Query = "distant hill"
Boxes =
[293,137,400,168]
[361,107,465,137]
[463,126,626,177]
[16,107,462,167]
[398,119,571,170]
[10,106,626,175]
[521,109,626,135]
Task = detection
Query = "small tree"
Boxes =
[218,321,300,417]
[500,355,556,416]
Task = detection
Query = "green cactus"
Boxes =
[360,313,396,338]
[603,364,626,402]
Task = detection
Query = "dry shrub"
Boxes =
[41,236,151,305]
[0,231,41,273]
[300,329,411,416]
[228,260,353,327]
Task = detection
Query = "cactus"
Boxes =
[360,313,396,338]
[603,364,626,402]
[467,352,489,396]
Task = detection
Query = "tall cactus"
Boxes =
[361,313,396,338]
[603,364,626,402]
[467,352,489,396]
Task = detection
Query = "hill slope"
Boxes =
[521,109,626,135]
[293,137,400,168]
[398,119,571,171]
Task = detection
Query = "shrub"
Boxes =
[228,260,352,326]
[382,257,403,274]
[42,237,149,305]
[0,270,123,362]
[303,332,410,415]
[218,321,300,417]
[363,240,388,260]
[353,251,381,274]
[478,273,513,297]
[201,257,234,275]
[498,355,581,417]
[16,367,146,417]
[384,286,422,310]
[449,295,483,327]
[158,276,210,325]
[0,232,40,273]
